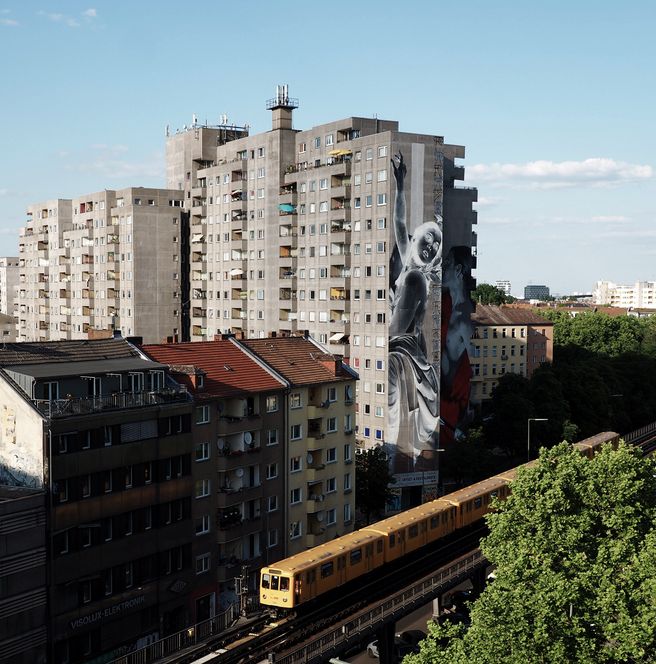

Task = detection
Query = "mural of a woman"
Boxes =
[387,152,442,471]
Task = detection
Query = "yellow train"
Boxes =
[260,432,620,611]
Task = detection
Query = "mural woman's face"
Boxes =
[418,230,439,263]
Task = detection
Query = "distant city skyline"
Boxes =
[1,0,655,294]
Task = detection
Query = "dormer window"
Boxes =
[197,374,204,389]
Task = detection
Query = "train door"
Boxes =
[304,567,317,602]
[364,543,374,572]
[337,555,347,584]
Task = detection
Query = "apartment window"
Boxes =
[267,495,278,512]
[290,487,302,504]
[268,529,278,548]
[195,479,211,498]
[375,405,384,417]
[377,169,388,182]
[327,417,337,433]
[144,462,153,485]
[319,178,328,190]
[344,503,352,522]
[195,515,210,536]
[344,472,352,491]
[366,148,373,160]
[377,217,387,229]
[267,429,278,446]
[290,521,302,539]
[290,456,302,473]
[328,386,337,402]
[195,441,210,461]
[124,562,134,589]
[196,405,210,424]
[81,527,92,548]
[354,197,361,209]
[103,518,113,542]
[377,193,387,206]
[314,137,321,148]
[81,581,92,605]
[196,553,211,575]
[266,463,278,480]
[104,570,113,596]
[81,474,91,498]
[144,506,152,530]
[290,423,302,440]
[266,395,279,412]
[365,195,372,208]
[326,447,337,463]
[326,508,337,525]
[375,382,385,394]
[103,470,112,493]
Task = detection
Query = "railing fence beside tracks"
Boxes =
[275,549,486,664]
[109,603,238,664]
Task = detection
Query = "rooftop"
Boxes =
[243,336,354,386]
[472,305,554,327]
[140,339,285,398]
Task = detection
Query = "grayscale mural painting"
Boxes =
[387,152,443,476]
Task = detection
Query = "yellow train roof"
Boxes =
[263,529,382,575]
[362,500,452,535]
[437,476,508,506]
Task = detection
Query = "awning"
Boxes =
[329,332,346,343]
[229,268,243,276]
[231,189,242,195]
[278,203,296,213]
[328,149,352,157]
[191,233,205,243]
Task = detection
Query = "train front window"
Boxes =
[262,574,270,589]
[280,577,289,591]
[271,575,279,590]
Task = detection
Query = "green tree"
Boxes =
[355,446,395,524]
[472,283,508,305]
[405,442,656,664]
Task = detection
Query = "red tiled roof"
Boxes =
[243,337,352,387]
[472,304,554,326]
[140,340,284,398]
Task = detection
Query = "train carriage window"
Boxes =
[390,534,396,547]
[271,575,280,590]
[431,516,439,529]
[350,549,362,565]
[262,574,270,589]
[280,577,289,591]
[365,543,373,557]
[491,490,498,498]
[474,497,482,509]
[377,540,383,554]
[409,524,419,538]
[321,561,334,578]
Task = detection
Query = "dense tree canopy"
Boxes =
[472,283,509,305]
[355,446,395,524]
[406,443,656,664]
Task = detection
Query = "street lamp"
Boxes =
[527,418,548,462]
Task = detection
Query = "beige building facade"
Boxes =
[469,305,554,403]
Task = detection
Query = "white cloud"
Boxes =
[590,215,631,224]
[58,146,164,180]
[474,196,504,208]
[37,8,95,28]
[468,158,653,189]
[82,8,97,18]
[0,17,18,26]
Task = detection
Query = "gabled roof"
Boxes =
[472,305,554,327]
[243,336,353,386]
[140,340,285,398]
[0,338,139,368]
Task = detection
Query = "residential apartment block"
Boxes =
[524,284,550,300]
[495,280,512,297]
[17,188,186,343]
[469,305,554,403]
[593,280,656,309]
[166,88,476,491]
[0,338,199,663]
[0,257,19,316]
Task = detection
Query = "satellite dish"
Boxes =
[306,453,313,465]
[244,431,253,445]
[235,468,244,478]
[217,438,225,450]
[316,513,324,522]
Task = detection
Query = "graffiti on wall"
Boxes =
[440,246,474,444]
[387,152,442,474]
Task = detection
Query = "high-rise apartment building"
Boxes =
[0,256,19,316]
[593,280,656,308]
[166,88,477,496]
[495,280,512,297]
[524,284,550,300]
[17,188,185,343]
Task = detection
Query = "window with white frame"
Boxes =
[268,495,278,512]
[290,521,302,539]
[195,514,210,535]
[290,423,302,440]
[344,472,352,491]
[196,553,211,574]
[267,429,278,445]
[290,487,302,504]
[327,417,337,433]
[266,463,278,480]
[326,508,337,525]
[326,447,337,463]
[290,456,302,473]
[196,405,210,424]
[266,395,279,412]
[268,529,278,547]
[344,503,352,522]
[195,479,211,498]
[195,441,210,461]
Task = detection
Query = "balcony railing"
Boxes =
[34,387,190,418]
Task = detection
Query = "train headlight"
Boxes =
[283,598,287,602]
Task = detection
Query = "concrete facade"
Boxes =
[17,189,185,344]
[593,280,656,309]
[0,257,19,317]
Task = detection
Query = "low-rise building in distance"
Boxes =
[469,305,554,404]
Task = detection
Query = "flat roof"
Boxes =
[5,357,166,379]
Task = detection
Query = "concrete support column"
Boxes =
[376,622,397,664]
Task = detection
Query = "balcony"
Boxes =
[33,386,189,418]
[217,414,262,436]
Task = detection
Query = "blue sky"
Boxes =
[1,0,654,296]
